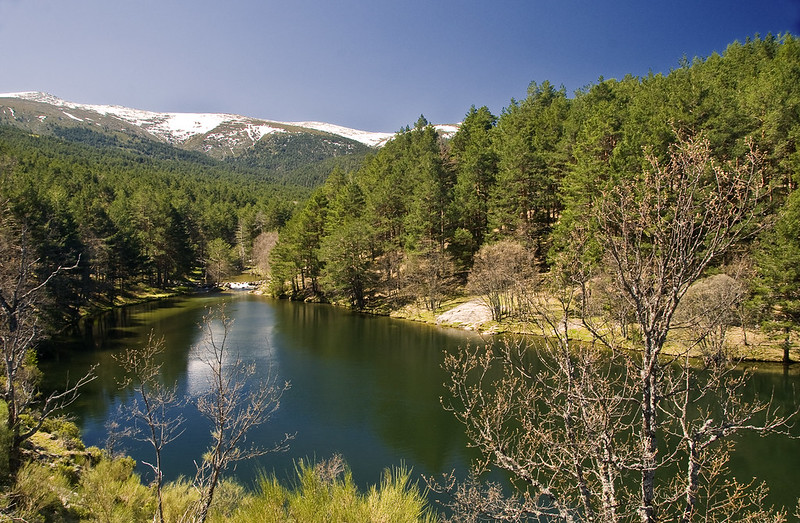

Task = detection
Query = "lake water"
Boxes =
[39,294,483,486]
[39,293,800,511]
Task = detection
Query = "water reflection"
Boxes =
[40,294,483,489]
[38,294,800,511]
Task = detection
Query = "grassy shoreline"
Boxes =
[380,295,798,366]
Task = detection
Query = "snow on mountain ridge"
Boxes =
[285,121,394,147]
[0,92,409,147]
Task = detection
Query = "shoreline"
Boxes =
[375,296,798,366]
[79,281,798,366]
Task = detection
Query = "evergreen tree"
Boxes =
[272,189,329,294]
[449,106,498,268]
[320,220,375,310]
[490,81,569,259]
[404,123,455,252]
[754,188,800,363]
[205,238,237,284]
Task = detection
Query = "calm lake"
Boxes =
[39,293,800,511]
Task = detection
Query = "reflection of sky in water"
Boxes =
[185,309,281,397]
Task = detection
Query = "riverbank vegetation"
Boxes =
[0,124,308,326]
[271,34,800,363]
[0,431,433,522]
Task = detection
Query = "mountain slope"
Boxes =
[0,92,397,150]
[0,91,460,187]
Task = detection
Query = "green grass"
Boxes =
[0,448,437,522]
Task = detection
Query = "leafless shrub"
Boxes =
[115,332,185,523]
[252,230,279,277]
[467,240,538,322]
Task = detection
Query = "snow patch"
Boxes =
[0,91,459,148]
[62,111,83,122]
[0,91,66,106]
[434,124,460,137]
[284,120,394,147]
[244,123,285,141]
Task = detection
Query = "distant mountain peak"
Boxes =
[0,92,416,148]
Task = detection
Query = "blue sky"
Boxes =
[1,0,797,132]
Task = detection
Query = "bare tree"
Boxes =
[252,230,279,277]
[435,287,639,521]
[191,306,292,523]
[0,204,94,472]
[115,332,185,523]
[595,133,770,523]
[404,240,457,312]
[673,271,748,362]
[437,133,795,522]
[466,239,538,322]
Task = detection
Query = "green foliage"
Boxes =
[0,451,435,522]
[0,124,307,324]
[226,456,434,523]
[5,35,800,343]
[753,186,800,360]
[2,462,73,522]
[320,220,376,309]
[78,457,153,523]
[0,403,9,480]
[449,105,498,267]
[38,416,84,451]
[271,188,329,296]
[227,131,371,187]
[489,81,570,258]
[271,36,800,325]
[158,477,200,523]
[365,465,435,523]
[205,237,238,284]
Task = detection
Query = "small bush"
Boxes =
[367,465,435,522]
[287,456,369,522]
[0,402,12,481]
[40,416,84,448]
[78,456,152,523]
[229,456,435,523]
[3,461,73,522]
[160,477,199,523]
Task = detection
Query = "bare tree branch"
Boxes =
[190,306,292,523]
[115,332,185,523]
[440,131,795,522]
[0,204,93,471]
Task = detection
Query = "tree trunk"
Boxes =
[639,347,658,523]
[782,327,792,365]
[681,441,701,523]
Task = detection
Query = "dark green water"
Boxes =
[39,293,800,511]
[39,293,483,489]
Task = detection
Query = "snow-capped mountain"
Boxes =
[0,92,457,155]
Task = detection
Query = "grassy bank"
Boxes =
[78,282,216,319]
[385,295,798,365]
[0,416,435,523]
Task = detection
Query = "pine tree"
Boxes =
[449,106,498,268]
[754,188,800,363]
[489,81,569,259]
